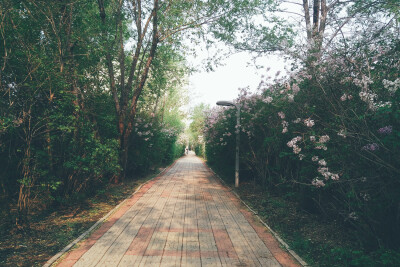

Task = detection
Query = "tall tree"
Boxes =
[0,0,120,226]
[96,0,261,181]
[210,0,399,64]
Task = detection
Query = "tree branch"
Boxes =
[97,0,120,115]
[302,0,312,39]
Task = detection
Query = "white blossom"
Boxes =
[337,129,347,138]
[383,78,400,95]
[348,212,358,220]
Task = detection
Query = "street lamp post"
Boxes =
[216,100,240,188]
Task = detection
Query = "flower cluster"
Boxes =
[377,125,392,135]
[362,143,379,151]
[263,96,273,103]
[337,129,347,138]
[287,136,302,154]
[281,121,289,133]
[293,118,301,123]
[304,118,315,127]
[348,212,358,220]
[383,78,400,95]
[318,166,339,181]
[340,93,353,101]
[319,135,330,143]
[311,135,330,150]
[312,178,325,187]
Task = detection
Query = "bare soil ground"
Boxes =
[0,175,155,267]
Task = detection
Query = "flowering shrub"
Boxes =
[126,111,185,175]
[204,34,400,249]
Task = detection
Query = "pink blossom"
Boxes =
[263,96,273,103]
[292,84,300,94]
[331,174,340,181]
[288,136,302,148]
[362,143,379,151]
[293,145,301,154]
[312,178,325,187]
[304,118,315,127]
[378,126,392,135]
[319,135,330,143]
[318,167,331,180]
[278,112,285,119]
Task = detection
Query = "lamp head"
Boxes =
[216,100,236,107]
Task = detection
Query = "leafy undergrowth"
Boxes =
[233,182,400,267]
[0,170,163,267]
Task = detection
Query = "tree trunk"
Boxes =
[16,110,34,229]
[98,0,159,182]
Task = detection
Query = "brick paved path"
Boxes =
[55,154,300,267]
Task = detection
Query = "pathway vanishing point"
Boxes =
[52,154,301,267]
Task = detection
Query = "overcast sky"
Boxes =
[186,50,286,109]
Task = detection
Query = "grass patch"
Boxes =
[0,168,165,267]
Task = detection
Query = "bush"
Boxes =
[204,36,400,252]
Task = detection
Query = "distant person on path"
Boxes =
[185,147,188,155]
